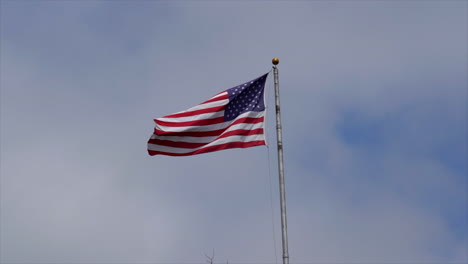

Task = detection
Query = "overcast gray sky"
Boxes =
[1,1,467,263]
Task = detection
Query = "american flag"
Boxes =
[147,73,269,156]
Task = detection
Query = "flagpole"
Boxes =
[272,58,289,264]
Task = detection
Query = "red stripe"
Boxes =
[148,128,264,149]
[200,93,229,104]
[147,140,266,156]
[154,116,264,136]
[162,105,226,119]
[156,116,225,127]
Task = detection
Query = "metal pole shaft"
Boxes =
[273,63,289,264]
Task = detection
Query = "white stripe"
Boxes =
[148,134,265,154]
[171,93,228,115]
[157,110,225,123]
[151,122,265,143]
[210,92,228,99]
[174,99,228,114]
[155,111,265,133]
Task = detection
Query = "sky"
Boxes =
[0,1,467,264]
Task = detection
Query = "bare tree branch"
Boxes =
[204,248,215,264]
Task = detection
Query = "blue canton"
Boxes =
[224,73,268,121]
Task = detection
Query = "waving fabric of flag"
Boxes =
[148,73,269,156]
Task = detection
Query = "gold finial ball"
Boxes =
[272,58,279,65]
